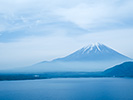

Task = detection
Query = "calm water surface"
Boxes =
[0,78,133,100]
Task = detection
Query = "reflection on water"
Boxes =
[0,78,133,100]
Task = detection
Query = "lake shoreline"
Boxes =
[0,72,132,81]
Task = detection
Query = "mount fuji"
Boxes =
[14,43,132,72]
[53,43,131,62]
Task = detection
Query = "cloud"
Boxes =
[55,0,133,30]
[0,0,133,42]
[0,0,90,42]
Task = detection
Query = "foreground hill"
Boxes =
[104,62,133,77]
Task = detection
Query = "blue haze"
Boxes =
[12,43,132,73]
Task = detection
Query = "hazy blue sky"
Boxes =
[0,0,133,69]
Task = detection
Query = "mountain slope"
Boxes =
[104,62,133,77]
[53,43,131,62]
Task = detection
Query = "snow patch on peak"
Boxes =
[95,43,101,51]
[82,43,103,54]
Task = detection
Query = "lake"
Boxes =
[0,78,133,100]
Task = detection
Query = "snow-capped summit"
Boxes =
[82,43,108,54]
[82,43,102,54]
[54,43,131,62]
[81,43,120,54]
